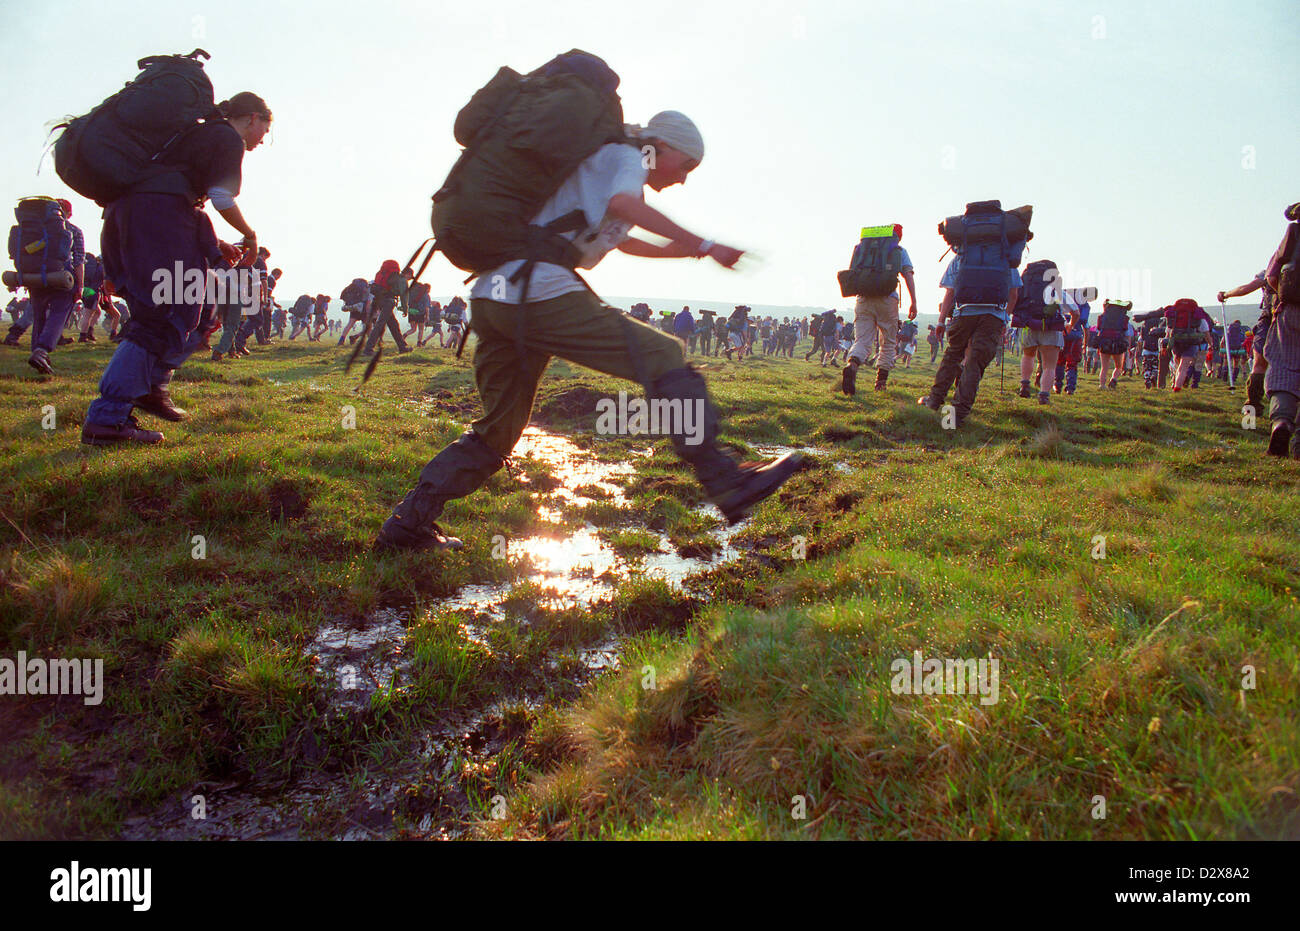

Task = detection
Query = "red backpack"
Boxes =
[1168,299,1203,348]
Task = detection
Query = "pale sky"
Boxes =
[2,0,1295,316]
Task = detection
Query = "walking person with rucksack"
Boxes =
[697,308,715,355]
[287,294,315,340]
[1260,202,1300,457]
[836,224,918,395]
[1162,298,1213,392]
[336,277,371,346]
[1095,299,1133,389]
[375,72,801,551]
[403,281,433,345]
[7,197,84,375]
[76,252,106,342]
[442,295,467,351]
[1012,259,1067,404]
[918,201,1030,428]
[66,73,271,444]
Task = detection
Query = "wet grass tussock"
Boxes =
[0,338,1297,839]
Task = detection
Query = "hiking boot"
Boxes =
[1018,382,1032,398]
[1038,391,1051,405]
[1267,421,1293,457]
[709,452,804,524]
[2,336,20,348]
[57,336,73,346]
[210,350,223,362]
[1108,378,1118,389]
[28,348,53,375]
[841,363,857,396]
[874,368,889,391]
[77,332,92,343]
[398,345,414,354]
[376,432,504,551]
[134,385,188,422]
[373,522,464,552]
[81,415,164,447]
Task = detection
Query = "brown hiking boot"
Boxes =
[373,521,464,552]
[1267,422,1293,457]
[874,368,889,391]
[841,363,857,396]
[709,452,804,525]
[134,386,188,422]
[81,415,164,447]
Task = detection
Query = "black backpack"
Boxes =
[837,226,903,298]
[1011,259,1061,329]
[53,49,216,207]
[291,295,314,316]
[340,278,369,305]
[938,200,1033,305]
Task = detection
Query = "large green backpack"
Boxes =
[429,50,628,276]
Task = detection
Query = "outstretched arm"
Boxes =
[607,194,742,268]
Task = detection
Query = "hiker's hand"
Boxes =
[237,247,257,269]
[1216,290,1227,304]
[708,244,744,268]
[217,241,241,265]
[908,304,917,320]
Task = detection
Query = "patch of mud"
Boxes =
[123,427,763,840]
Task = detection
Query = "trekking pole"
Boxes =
[1220,302,1235,389]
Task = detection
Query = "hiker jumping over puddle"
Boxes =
[375,51,801,552]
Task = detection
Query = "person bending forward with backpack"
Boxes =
[375,111,802,551]
[82,93,271,445]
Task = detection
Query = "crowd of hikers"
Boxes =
[5,47,1299,552]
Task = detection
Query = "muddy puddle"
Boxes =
[123,426,764,840]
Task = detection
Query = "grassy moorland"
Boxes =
[0,331,1296,840]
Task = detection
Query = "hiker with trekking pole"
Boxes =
[373,51,802,552]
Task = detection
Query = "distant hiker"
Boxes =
[442,295,466,349]
[403,281,432,345]
[697,308,715,355]
[926,324,939,363]
[311,293,331,340]
[711,313,728,356]
[919,201,1030,427]
[1095,299,1133,389]
[897,318,918,368]
[1219,270,1276,415]
[8,197,84,375]
[674,305,696,350]
[1160,298,1213,391]
[376,96,800,552]
[805,308,836,363]
[287,294,315,340]
[336,277,371,346]
[1012,259,1067,404]
[1260,203,1300,457]
[360,261,413,354]
[76,251,106,342]
[835,223,917,395]
[421,301,445,347]
[80,88,272,445]
[1136,314,1165,388]
[3,293,32,346]
[723,304,750,360]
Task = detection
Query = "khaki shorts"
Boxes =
[1022,328,1064,349]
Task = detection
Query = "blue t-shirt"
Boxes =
[941,256,1022,323]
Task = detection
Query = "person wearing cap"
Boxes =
[23,198,84,375]
[375,110,803,552]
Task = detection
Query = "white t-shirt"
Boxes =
[468,143,648,304]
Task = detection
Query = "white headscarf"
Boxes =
[626,110,705,163]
